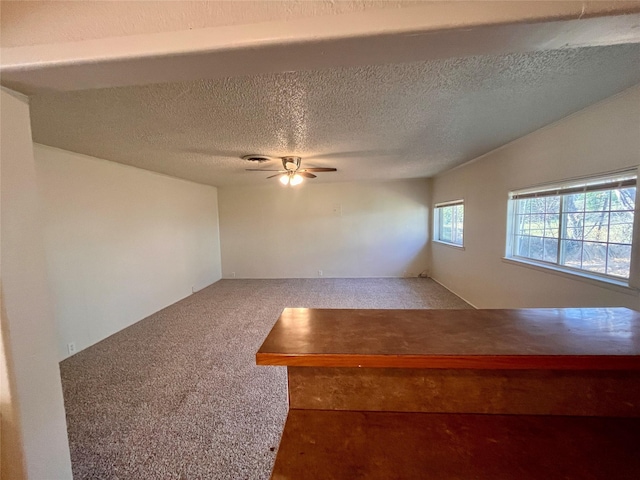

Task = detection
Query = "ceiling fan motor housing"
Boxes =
[282,156,301,171]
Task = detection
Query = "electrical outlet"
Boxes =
[192,286,196,293]
[318,270,323,277]
[231,272,236,278]
[332,204,342,216]
[67,343,76,355]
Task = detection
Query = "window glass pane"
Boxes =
[517,198,531,215]
[529,236,544,261]
[441,225,452,242]
[563,227,584,241]
[544,214,559,238]
[515,214,530,235]
[563,211,584,231]
[564,193,585,213]
[454,204,464,244]
[515,235,529,257]
[607,244,631,278]
[583,212,609,242]
[610,210,634,225]
[610,188,635,211]
[530,213,544,237]
[585,190,610,212]
[545,196,560,214]
[608,223,634,245]
[561,240,582,269]
[440,206,452,242]
[581,242,607,274]
[609,211,634,245]
[543,238,558,263]
[530,197,546,214]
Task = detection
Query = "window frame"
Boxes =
[505,170,638,288]
[433,199,465,248]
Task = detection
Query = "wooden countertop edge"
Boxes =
[255,352,640,370]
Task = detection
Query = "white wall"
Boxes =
[219,179,430,278]
[1,89,73,479]
[34,145,222,360]
[431,85,640,310]
[0,319,26,480]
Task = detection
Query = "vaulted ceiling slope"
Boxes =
[29,44,640,187]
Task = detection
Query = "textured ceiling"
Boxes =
[0,0,421,47]
[29,44,640,187]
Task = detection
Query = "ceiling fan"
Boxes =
[245,156,337,185]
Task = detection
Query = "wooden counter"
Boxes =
[257,307,640,479]
[272,410,640,480]
[257,307,640,370]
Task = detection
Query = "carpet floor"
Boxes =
[60,278,471,479]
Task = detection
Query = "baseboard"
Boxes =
[60,278,223,361]
[191,277,221,293]
[221,275,425,279]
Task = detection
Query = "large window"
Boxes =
[506,171,637,285]
[434,200,464,246]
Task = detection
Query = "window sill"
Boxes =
[501,257,639,295]
[433,240,465,250]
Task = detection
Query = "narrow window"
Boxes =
[507,171,637,285]
[434,200,464,247]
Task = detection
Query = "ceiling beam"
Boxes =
[2,1,639,94]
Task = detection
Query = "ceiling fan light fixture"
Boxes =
[247,155,336,184]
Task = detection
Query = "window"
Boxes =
[506,171,637,285]
[434,200,464,246]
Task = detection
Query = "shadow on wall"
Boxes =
[1,292,27,480]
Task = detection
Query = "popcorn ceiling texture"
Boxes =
[60,278,470,479]
[30,44,640,187]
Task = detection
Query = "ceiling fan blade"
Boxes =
[301,168,337,172]
[246,169,285,172]
[267,173,284,179]
[298,172,317,179]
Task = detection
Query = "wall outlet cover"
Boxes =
[67,342,76,355]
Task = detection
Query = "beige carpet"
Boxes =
[60,278,471,479]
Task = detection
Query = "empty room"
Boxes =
[1,2,639,479]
